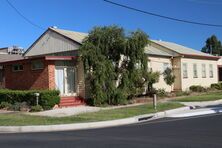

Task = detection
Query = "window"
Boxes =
[31,60,44,70]
[0,69,3,83]
[209,64,213,78]
[182,63,188,78]
[202,64,206,78]
[12,64,23,72]
[193,63,198,78]
[163,63,170,72]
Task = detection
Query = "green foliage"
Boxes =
[163,68,175,87]
[211,82,222,90]
[156,89,167,97]
[9,102,22,111]
[30,105,43,112]
[0,102,12,109]
[0,89,60,110]
[80,25,149,105]
[146,71,160,92]
[201,35,222,56]
[189,85,206,92]
[175,91,190,97]
[39,90,60,110]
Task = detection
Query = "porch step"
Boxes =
[59,96,86,108]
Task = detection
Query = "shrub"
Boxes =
[0,102,12,110]
[19,102,30,112]
[163,68,175,90]
[156,89,167,97]
[30,105,43,112]
[189,85,206,92]
[175,91,190,97]
[0,89,60,110]
[111,89,128,105]
[211,83,222,90]
[9,102,22,111]
[38,90,60,110]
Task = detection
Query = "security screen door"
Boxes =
[55,67,75,96]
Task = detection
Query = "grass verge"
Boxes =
[0,102,183,126]
[174,91,222,102]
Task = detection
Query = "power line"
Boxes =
[5,0,45,30]
[103,0,222,28]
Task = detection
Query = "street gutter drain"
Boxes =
[138,116,154,121]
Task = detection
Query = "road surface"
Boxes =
[0,113,222,148]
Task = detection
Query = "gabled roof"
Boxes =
[49,27,88,44]
[24,27,219,60]
[24,27,87,57]
[144,44,173,57]
[0,54,23,63]
[151,40,219,59]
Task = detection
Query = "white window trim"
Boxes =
[202,64,206,78]
[182,63,188,79]
[193,63,198,78]
[209,64,213,78]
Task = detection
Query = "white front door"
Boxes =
[55,67,75,96]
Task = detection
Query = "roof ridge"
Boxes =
[151,39,218,58]
[49,27,88,35]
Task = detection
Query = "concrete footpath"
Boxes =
[180,99,222,108]
[167,106,222,118]
[1,99,222,133]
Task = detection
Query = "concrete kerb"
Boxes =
[0,106,191,133]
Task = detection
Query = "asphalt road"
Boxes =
[0,113,222,148]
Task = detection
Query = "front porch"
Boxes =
[52,57,86,107]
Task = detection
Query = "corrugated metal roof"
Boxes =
[49,27,88,44]
[144,44,173,57]
[0,54,23,63]
[151,40,216,57]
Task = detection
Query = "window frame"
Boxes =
[31,60,44,70]
[163,62,170,72]
[202,64,206,78]
[193,63,198,78]
[12,64,24,72]
[182,63,188,79]
[209,64,213,78]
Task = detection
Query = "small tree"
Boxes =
[146,71,160,93]
[201,35,222,56]
[80,25,149,105]
[163,68,175,91]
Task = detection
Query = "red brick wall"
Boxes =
[48,61,55,89]
[4,59,55,90]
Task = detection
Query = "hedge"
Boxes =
[0,89,60,110]
[211,82,222,90]
[189,85,206,92]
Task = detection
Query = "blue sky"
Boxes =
[0,0,222,51]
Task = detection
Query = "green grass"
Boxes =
[0,102,183,126]
[174,91,222,102]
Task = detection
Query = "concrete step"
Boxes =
[59,96,86,107]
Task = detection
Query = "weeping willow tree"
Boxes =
[80,25,149,105]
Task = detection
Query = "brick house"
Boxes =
[0,27,88,107]
[0,46,24,88]
[0,27,221,107]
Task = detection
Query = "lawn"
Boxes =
[0,102,183,126]
[174,91,222,102]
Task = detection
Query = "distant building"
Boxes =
[0,46,24,55]
[0,46,24,88]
